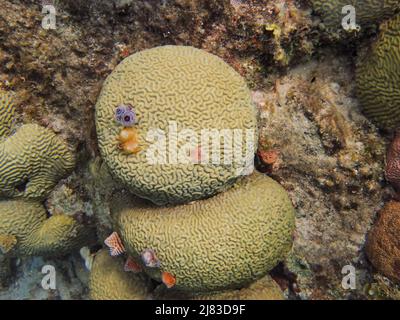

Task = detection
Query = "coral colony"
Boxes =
[95,45,293,296]
[95,46,258,206]
[0,92,92,258]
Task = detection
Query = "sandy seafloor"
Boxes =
[0,0,399,300]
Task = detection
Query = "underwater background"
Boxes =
[0,0,400,300]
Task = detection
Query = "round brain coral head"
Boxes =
[311,0,400,37]
[0,200,93,257]
[89,249,151,300]
[153,275,284,300]
[0,91,76,199]
[356,15,400,129]
[95,45,258,205]
[111,171,295,292]
[0,123,76,200]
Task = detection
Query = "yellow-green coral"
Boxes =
[95,45,257,205]
[312,0,400,35]
[89,249,283,300]
[0,91,75,200]
[89,249,151,300]
[0,123,76,200]
[356,14,400,129]
[0,91,15,139]
[0,199,92,257]
[112,171,295,292]
[154,275,284,300]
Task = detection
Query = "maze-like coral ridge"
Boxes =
[89,249,151,300]
[0,91,15,139]
[0,199,92,257]
[356,14,400,129]
[312,0,400,34]
[95,45,258,205]
[0,91,76,199]
[154,275,284,300]
[112,171,295,292]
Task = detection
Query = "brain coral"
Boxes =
[0,95,76,199]
[111,171,295,292]
[311,0,400,35]
[365,201,400,283]
[356,14,400,130]
[0,91,15,139]
[89,249,151,300]
[95,45,258,205]
[0,199,92,257]
[154,275,284,300]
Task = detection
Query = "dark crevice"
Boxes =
[15,179,28,193]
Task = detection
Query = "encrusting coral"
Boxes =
[89,249,151,300]
[0,199,93,257]
[0,91,76,200]
[110,171,295,292]
[356,14,400,130]
[311,0,400,37]
[365,201,400,283]
[95,45,258,206]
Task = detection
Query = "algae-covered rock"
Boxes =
[356,14,400,130]
[154,275,284,300]
[89,249,151,300]
[96,45,257,206]
[312,0,400,37]
[365,201,400,283]
[111,171,295,292]
[0,200,92,257]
